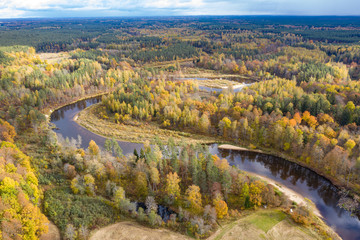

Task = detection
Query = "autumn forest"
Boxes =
[0,16,360,240]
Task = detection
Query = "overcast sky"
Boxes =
[0,0,359,18]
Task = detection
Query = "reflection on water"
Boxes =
[136,202,175,222]
[51,97,360,240]
[209,148,360,240]
[50,97,143,155]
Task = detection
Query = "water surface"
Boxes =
[50,97,360,240]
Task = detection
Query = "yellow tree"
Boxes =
[21,203,49,240]
[219,117,232,138]
[113,186,125,206]
[84,174,95,196]
[165,172,181,200]
[213,194,228,219]
[249,180,265,208]
[293,112,302,124]
[135,172,148,199]
[149,167,160,191]
[88,140,99,156]
[345,139,356,153]
[185,185,202,213]
[0,120,16,143]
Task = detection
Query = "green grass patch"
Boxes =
[245,210,286,233]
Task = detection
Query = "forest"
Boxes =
[0,16,360,240]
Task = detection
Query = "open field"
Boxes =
[209,209,339,240]
[38,52,70,63]
[90,210,337,240]
[144,61,256,82]
[179,67,258,81]
[75,103,219,145]
[195,79,246,89]
[90,221,191,240]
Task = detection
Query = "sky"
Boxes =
[0,0,359,18]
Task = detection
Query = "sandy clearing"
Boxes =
[218,144,263,153]
[90,221,191,240]
[38,52,70,63]
[39,221,61,240]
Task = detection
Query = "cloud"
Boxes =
[0,7,25,18]
[0,0,359,18]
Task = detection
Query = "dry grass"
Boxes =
[90,221,191,240]
[90,210,337,240]
[195,79,245,89]
[76,103,218,145]
[209,209,334,240]
[38,52,70,63]
[180,67,252,79]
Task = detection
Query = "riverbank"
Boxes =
[73,105,329,221]
[75,103,219,145]
[219,142,360,202]
[218,144,264,154]
[249,172,321,217]
[72,99,359,200]
[73,95,360,208]
[49,96,348,240]
[43,90,110,118]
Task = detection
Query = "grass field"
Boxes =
[38,52,70,63]
[245,210,287,232]
[209,209,334,240]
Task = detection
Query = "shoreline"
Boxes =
[53,95,360,201]
[72,106,322,216]
[248,172,321,217]
[74,103,219,145]
[43,90,110,118]
[218,144,264,154]
[69,98,355,198]
[52,96,343,240]
[219,145,323,217]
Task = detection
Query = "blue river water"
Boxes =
[50,97,360,240]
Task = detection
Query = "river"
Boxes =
[50,97,360,240]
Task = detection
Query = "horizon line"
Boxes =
[1,15,360,20]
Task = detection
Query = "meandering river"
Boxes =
[50,97,360,240]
